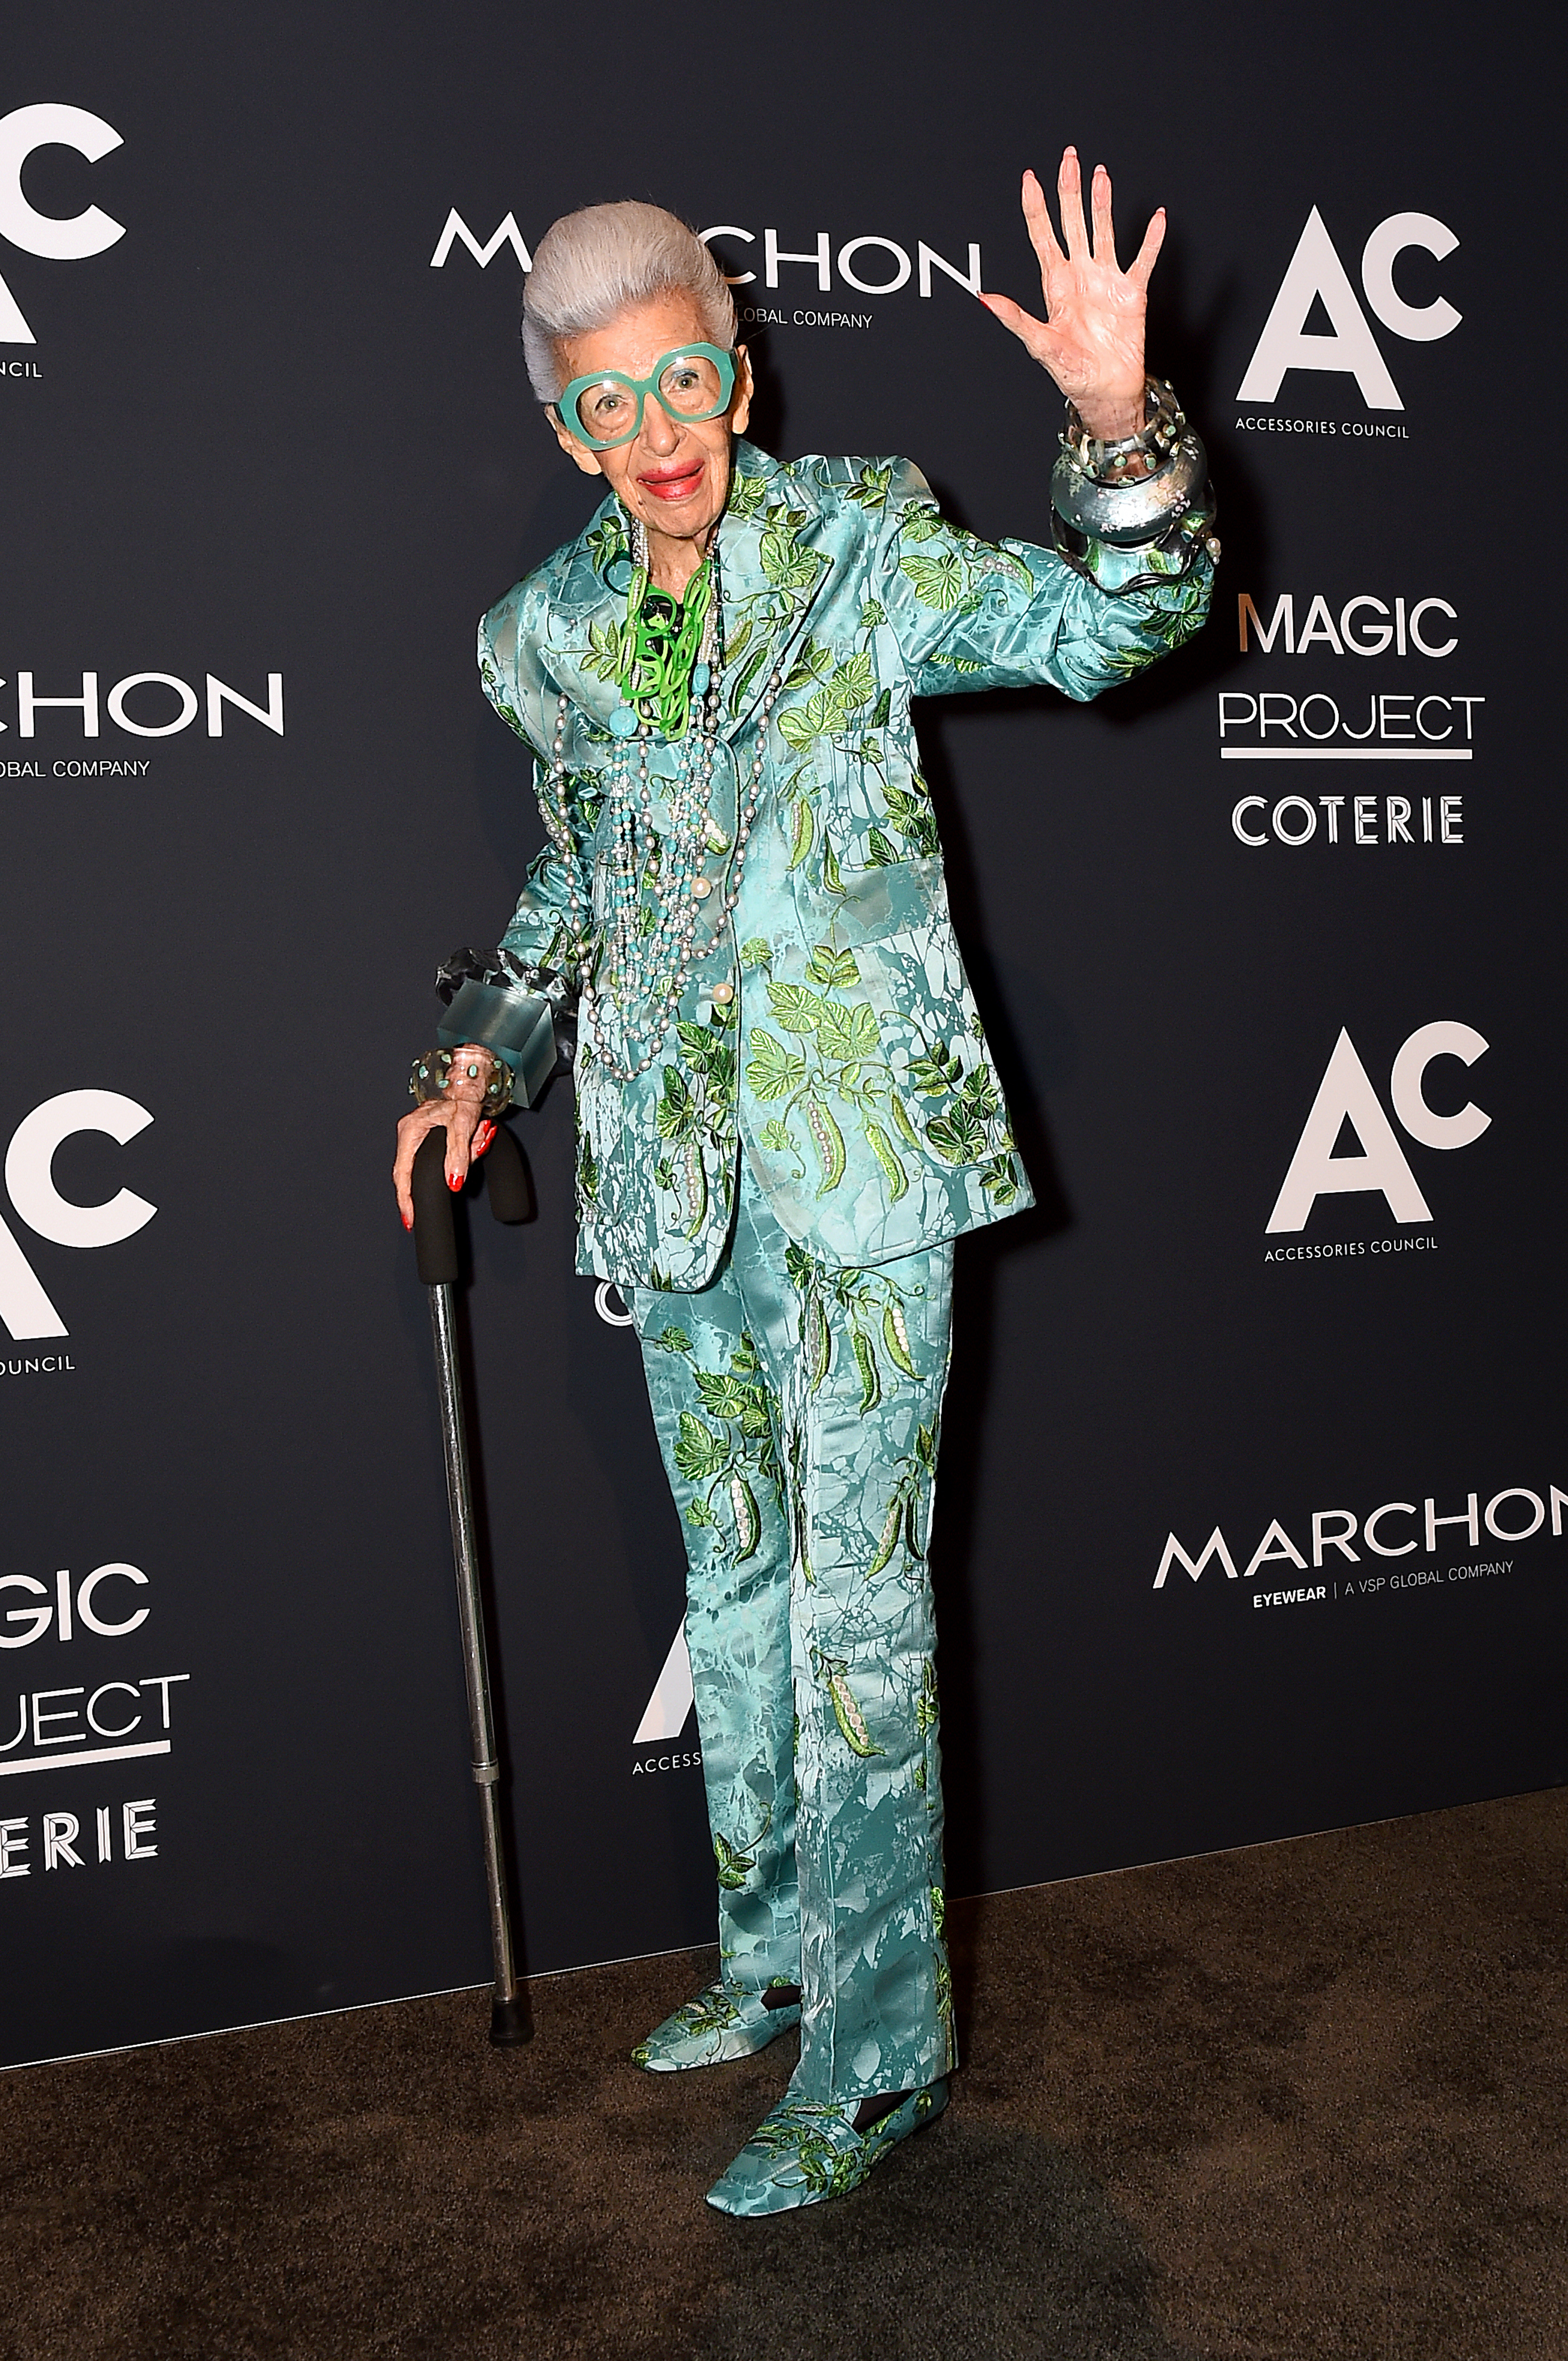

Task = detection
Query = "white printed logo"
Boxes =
[1267,1022,1488,1233]
[1153,1476,1565,1588]
[0,103,125,344]
[430,209,982,302]
[0,1090,155,1339]
[1237,207,1460,412]
[0,1564,190,1828]
[1236,592,1457,660]
[0,669,284,742]
[634,1625,694,1745]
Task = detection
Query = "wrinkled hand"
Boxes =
[979,148,1164,441]
[392,1046,497,1229]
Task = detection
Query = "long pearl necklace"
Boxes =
[544,522,783,1085]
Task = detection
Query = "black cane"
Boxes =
[411,1123,532,2045]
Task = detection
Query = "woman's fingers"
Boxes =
[393,1102,448,1228]
[443,1102,482,1191]
[1090,163,1117,267]
[977,290,1065,362]
[392,1046,497,1223]
[391,1102,497,1230]
[1127,207,1167,291]
[977,290,1082,388]
[977,288,1038,343]
[1020,167,1064,286]
[993,152,1159,412]
[436,1044,495,1190]
[1056,146,1089,262]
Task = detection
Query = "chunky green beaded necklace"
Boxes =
[613,543,713,740]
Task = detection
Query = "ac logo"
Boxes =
[0,1090,155,1340]
[1267,1022,1488,1234]
[0,103,125,345]
[1237,207,1460,412]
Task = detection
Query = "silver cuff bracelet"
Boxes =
[1051,377,1219,570]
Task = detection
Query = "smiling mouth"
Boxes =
[638,460,706,502]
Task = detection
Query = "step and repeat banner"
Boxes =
[3,4,1561,2067]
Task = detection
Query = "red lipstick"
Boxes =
[639,459,705,502]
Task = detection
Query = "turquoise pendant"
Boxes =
[609,704,638,739]
[691,662,711,695]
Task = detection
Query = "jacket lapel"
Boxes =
[711,443,836,739]
[537,501,632,733]
[538,443,835,745]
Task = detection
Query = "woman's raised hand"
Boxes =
[392,1048,496,1229]
[979,148,1164,442]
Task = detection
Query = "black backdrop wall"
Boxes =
[2,2,1562,2071]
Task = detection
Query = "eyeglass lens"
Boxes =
[571,354,728,443]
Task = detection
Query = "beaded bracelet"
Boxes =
[409,1047,515,1116]
[1061,376,1188,484]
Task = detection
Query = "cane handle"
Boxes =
[483,1121,532,1224]
[411,1131,460,1286]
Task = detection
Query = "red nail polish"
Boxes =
[447,1172,462,1192]
[402,1210,412,1231]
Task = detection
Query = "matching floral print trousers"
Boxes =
[632,1160,957,2103]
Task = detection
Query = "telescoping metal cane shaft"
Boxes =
[412,1125,532,2044]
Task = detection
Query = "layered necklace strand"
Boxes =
[545,516,784,1085]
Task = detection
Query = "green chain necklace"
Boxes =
[612,526,714,740]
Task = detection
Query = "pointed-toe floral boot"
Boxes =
[632,1979,802,2072]
[705,2078,948,2215]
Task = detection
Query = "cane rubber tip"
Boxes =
[489,1993,533,2046]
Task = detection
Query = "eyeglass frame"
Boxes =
[552,344,738,451]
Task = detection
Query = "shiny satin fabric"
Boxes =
[633,1161,956,2102]
[479,438,1213,1291]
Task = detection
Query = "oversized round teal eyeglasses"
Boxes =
[555,345,737,451]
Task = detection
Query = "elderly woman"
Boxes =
[393,153,1215,2216]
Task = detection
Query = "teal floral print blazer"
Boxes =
[478,439,1211,1292]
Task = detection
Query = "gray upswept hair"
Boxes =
[521,201,736,406]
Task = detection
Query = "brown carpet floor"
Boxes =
[4,1790,1566,2361]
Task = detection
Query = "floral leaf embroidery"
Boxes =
[655,1064,696,1140]
[804,943,859,990]
[759,526,818,591]
[694,1370,754,1421]
[674,1411,729,1482]
[899,549,966,612]
[784,637,834,691]
[925,1101,988,1164]
[829,650,877,709]
[766,981,826,1035]
[899,502,945,545]
[814,1001,880,1064]
[844,464,894,510]
[745,1030,807,1101]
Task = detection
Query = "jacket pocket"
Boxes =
[846,929,1021,1198]
[792,852,945,946]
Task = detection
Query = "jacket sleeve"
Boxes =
[870,457,1213,704]
[477,599,589,974]
[496,821,586,974]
